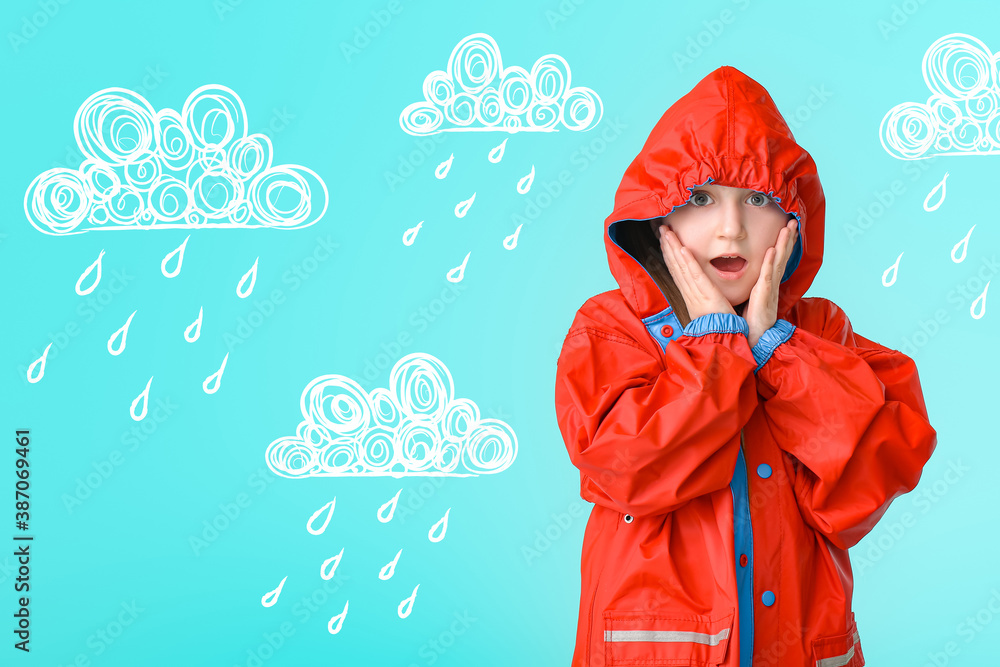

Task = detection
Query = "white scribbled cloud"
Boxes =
[25,84,328,235]
[399,32,603,135]
[881,33,1000,159]
[266,353,518,478]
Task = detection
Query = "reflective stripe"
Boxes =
[815,631,861,667]
[816,645,853,667]
[604,628,730,645]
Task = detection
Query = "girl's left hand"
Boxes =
[744,219,798,348]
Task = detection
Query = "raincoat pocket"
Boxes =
[810,613,864,667]
[602,608,735,666]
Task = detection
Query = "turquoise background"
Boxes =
[1,0,997,664]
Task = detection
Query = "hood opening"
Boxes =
[600,66,824,327]
[609,214,692,324]
[607,176,804,329]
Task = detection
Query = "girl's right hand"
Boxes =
[653,222,737,321]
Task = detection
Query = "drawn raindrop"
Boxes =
[923,172,949,212]
[26,343,52,384]
[446,252,471,283]
[107,310,137,356]
[185,307,203,343]
[203,353,229,395]
[321,547,345,581]
[307,498,337,535]
[378,489,402,523]
[261,576,287,607]
[328,600,349,634]
[435,153,454,179]
[402,221,423,247]
[951,224,976,263]
[398,584,419,619]
[237,257,259,299]
[971,281,990,320]
[131,376,153,421]
[379,549,402,581]
[428,507,450,543]
[455,193,476,218]
[503,224,524,250]
[517,165,536,194]
[881,252,903,287]
[488,138,508,163]
[161,235,190,278]
[75,249,105,296]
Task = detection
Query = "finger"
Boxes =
[756,247,773,291]
[661,228,693,291]
[746,248,772,322]
[680,246,711,299]
[658,227,682,280]
[670,234,707,292]
[777,222,797,280]
[771,230,786,282]
[782,220,798,265]
[664,229,711,305]
[762,246,775,285]
[659,229,698,306]
[683,246,730,309]
[752,249,772,317]
[769,243,786,308]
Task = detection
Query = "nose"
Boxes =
[716,197,747,241]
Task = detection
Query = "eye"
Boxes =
[690,191,711,206]
[748,192,772,207]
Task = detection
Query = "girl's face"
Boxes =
[651,184,794,312]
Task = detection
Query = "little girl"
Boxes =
[554,65,937,667]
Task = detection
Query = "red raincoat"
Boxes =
[554,66,937,666]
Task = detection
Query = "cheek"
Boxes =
[668,223,705,252]
[684,236,714,263]
[750,223,786,258]
[767,213,792,243]
[662,208,697,235]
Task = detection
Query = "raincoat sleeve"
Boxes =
[752,298,938,550]
[555,312,760,517]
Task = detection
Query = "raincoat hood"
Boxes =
[605,65,825,320]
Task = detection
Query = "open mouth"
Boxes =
[709,255,747,273]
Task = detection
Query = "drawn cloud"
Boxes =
[399,32,603,135]
[25,84,328,235]
[881,33,1000,159]
[266,353,518,478]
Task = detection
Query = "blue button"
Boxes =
[762,591,775,606]
[757,463,772,479]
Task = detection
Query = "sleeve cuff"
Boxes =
[682,312,750,338]
[751,319,796,373]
